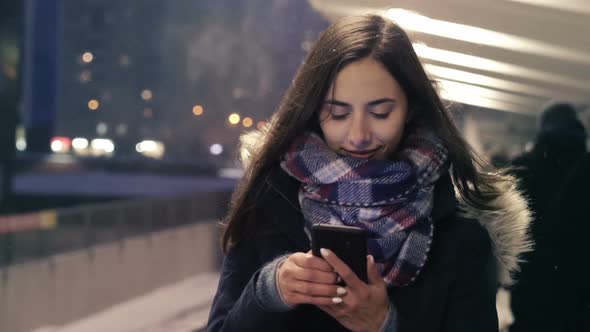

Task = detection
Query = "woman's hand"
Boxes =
[277,251,341,307]
[318,249,390,332]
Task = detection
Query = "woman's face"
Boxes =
[319,57,409,159]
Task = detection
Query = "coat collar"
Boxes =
[264,167,309,251]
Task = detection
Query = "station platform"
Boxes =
[32,272,220,332]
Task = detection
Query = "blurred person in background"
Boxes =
[489,147,511,169]
[208,14,531,332]
[510,102,590,332]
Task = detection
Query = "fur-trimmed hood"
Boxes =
[239,126,532,287]
[456,181,532,286]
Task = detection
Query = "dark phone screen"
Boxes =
[311,224,368,283]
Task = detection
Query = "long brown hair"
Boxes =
[221,14,511,252]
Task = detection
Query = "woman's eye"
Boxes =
[371,112,390,119]
[370,104,394,119]
[325,105,350,120]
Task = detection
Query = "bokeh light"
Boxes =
[82,52,94,63]
[210,143,223,155]
[192,105,204,116]
[88,99,99,111]
[228,113,240,125]
[242,117,253,128]
[72,138,89,150]
[141,89,153,101]
[257,121,268,130]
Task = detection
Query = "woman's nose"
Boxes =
[348,113,371,148]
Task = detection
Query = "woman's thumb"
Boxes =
[367,255,382,284]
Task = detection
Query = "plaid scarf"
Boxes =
[280,130,448,286]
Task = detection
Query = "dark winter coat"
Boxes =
[207,165,530,332]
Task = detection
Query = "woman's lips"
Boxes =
[341,147,382,158]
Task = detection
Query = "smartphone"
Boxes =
[311,224,368,284]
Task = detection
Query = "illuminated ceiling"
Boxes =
[308,0,590,115]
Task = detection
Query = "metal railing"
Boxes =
[0,190,232,268]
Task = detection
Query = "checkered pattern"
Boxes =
[281,130,448,286]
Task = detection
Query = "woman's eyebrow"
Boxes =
[367,98,396,107]
[324,98,396,107]
[323,99,350,107]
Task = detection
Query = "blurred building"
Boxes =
[58,0,166,157]
[40,0,328,167]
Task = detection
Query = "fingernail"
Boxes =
[336,276,342,283]
[320,248,329,257]
[368,255,374,264]
[332,297,343,304]
[336,287,347,295]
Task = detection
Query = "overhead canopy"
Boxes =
[308,0,590,115]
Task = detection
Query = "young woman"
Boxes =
[207,14,531,332]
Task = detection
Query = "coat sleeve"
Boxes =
[441,222,499,332]
[207,241,292,332]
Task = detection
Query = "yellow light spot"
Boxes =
[242,117,253,128]
[82,52,94,63]
[192,105,204,116]
[141,89,153,101]
[40,211,58,229]
[228,113,240,125]
[88,99,99,111]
